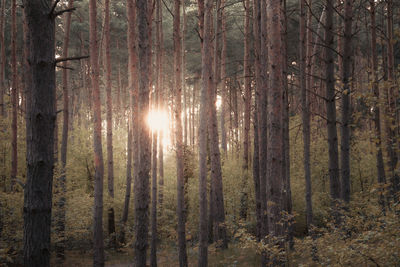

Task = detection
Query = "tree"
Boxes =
[104,0,116,247]
[134,0,152,264]
[173,0,188,265]
[10,0,17,191]
[23,0,56,265]
[55,0,74,261]
[266,0,284,245]
[325,0,341,206]
[0,0,5,117]
[197,0,209,263]
[89,0,105,264]
[300,0,313,230]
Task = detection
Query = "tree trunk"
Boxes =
[266,0,284,247]
[55,0,74,261]
[23,0,55,265]
[119,119,132,245]
[325,0,341,206]
[134,0,152,264]
[369,0,386,209]
[240,0,251,221]
[300,0,313,230]
[0,0,4,117]
[89,0,105,265]
[340,0,353,203]
[220,0,227,154]
[104,0,116,248]
[174,0,188,264]
[198,0,209,263]
[10,0,17,191]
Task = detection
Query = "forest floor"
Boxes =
[51,245,261,266]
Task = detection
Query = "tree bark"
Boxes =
[369,0,386,209]
[134,0,152,264]
[340,0,353,203]
[266,0,284,245]
[89,0,105,265]
[104,0,116,248]
[198,0,209,263]
[56,0,74,261]
[240,0,251,221]
[0,0,4,117]
[10,0,17,191]
[300,0,313,230]
[220,0,227,154]
[325,0,341,206]
[23,0,56,265]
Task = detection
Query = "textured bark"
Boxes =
[385,0,399,196]
[104,0,116,248]
[150,118,158,267]
[240,0,251,221]
[0,0,4,117]
[119,120,132,245]
[266,0,284,242]
[198,0,209,263]
[134,0,152,264]
[220,1,227,154]
[89,0,105,265]
[56,0,74,261]
[325,0,341,204]
[23,0,55,265]
[369,0,386,208]
[10,0,17,191]
[174,0,188,265]
[157,0,164,212]
[252,0,261,240]
[340,0,353,203]
[182,4,188,147]
[300,0,313,229]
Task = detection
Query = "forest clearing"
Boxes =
[0,0,400,266]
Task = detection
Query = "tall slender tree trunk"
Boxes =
[300,0,313,230]
[266,0,284,246]
[220,0,227,154]
[119,119,132,244]
[134,0,152,264]
[325,0,341,206]
[182,3,188,147]
[104,0,116,248]
[0,0,5,117]
[157,0,165,212]
[369,0,386,209]
[240,0,251,220]
[174,0,188,264]
[340,0,353,203]
[198,0,209,263]
[56,0,74,261]
[150,100,158,267]
[89,0,105,265]
[23,0,55,265]
[10,0,17,191]
[385,0,399,196]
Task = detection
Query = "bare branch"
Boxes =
[54,7,76,17]
[49,0,61,17]
[55,55,89,64]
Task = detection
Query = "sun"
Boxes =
[147,109,172,148]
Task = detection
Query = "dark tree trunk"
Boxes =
[0,0,4,117]
[240,0,251,221]
[173,0,188,265]
[340,0,353,204]
[10,0,17,191]
[89,0,105,265]
[198,0,209,263]
[369,0,386,209]
[134,0,152,264]
[104,0,116,248]
[23,0,56,265]
[300,0,313,230]
[55,0,74,261]
[325,0,341,207]
[220,0,227,154]
[266,0,284,244]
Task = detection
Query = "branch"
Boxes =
[56,65,74,70]
[161,0,174,18]
[55,55,89,64]
[54,7,76,17]
[49,0,61,17]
